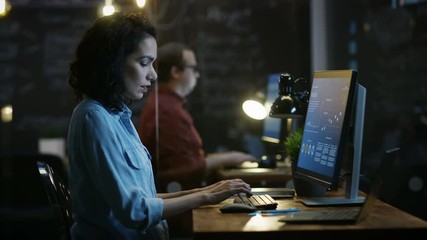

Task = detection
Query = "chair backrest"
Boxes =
[37,161,73,240]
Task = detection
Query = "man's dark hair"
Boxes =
[156,42,190,83]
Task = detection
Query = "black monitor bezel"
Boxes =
[293,69,358,190]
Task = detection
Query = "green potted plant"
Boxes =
[284,128,303,168]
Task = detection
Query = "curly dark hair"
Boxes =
[68,11,157,113]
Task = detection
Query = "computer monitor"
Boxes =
[261,73,283,144]
[254,73,286,167]
[293,69,367,206]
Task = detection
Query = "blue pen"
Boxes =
[248,208,301,216]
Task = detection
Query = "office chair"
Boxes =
[1,153,65,239]
[37,161,73,240]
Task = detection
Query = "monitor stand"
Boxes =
[299,84,366,206]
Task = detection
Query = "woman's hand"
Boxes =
[161,178,252,218]
[201,179,252,205]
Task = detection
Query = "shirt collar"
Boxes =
[83,97,131,120]
[117,104,132,120]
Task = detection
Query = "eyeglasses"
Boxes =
[185,65,199,73]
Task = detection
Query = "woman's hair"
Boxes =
[156,42,189,83]
[68,11,157,113]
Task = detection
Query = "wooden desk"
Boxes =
[192,196,427,240]
[216,164,292,187]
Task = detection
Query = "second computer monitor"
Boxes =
[293,69,366,205]
[261,73,282,144]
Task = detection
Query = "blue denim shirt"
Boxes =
[67,98,168,240]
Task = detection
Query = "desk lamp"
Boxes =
[268,73,309,167]
[242,91,268,120]
[241,73,310,168]
[269,73,309,119]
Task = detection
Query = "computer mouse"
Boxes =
[219,203,257,213]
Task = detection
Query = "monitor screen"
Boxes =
[294,69,358,192]
[261,74,282,144]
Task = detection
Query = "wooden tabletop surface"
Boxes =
[193,196,427,240]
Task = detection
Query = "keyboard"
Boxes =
[279,209,361,224]
[251,187,295,199]
[309,209,359,220]
[233,194,278,210]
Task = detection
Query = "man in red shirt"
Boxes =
[138,42,256,192]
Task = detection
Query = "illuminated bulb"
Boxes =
[1,104,13,123]
[242,100,267,120]
[136,0,146,8]
[103,4,115,16]
[0,0,5,14]
[0,0,11,17]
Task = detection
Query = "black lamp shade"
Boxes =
[269,73,308,118]
[269,95,304,118]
